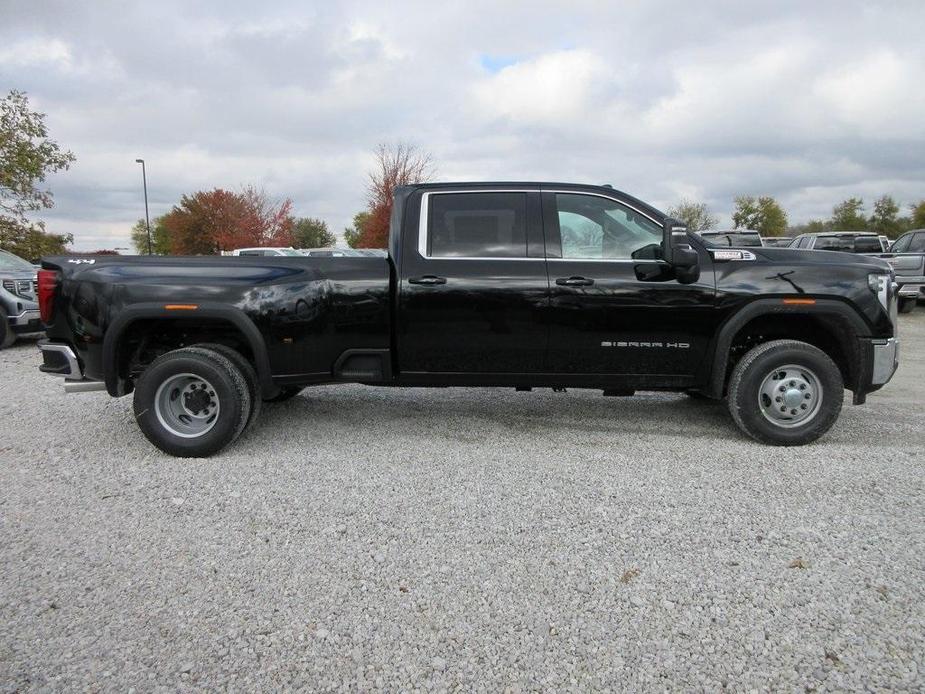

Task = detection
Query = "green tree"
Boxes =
[292,217,336,248]
[130,216,171,254]
[343,211,369,248]
[0,89,76,258]
[909,200,925,229]
[868,195,907,239]
[732,195,788,236]
[667,198,718,232]
[830,198,867,231]
[0,216,71,261]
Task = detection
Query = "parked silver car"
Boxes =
[0,249,41,349]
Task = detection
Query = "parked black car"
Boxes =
[37,182,898,456]
[0,249,41,349]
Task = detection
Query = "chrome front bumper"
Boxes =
[871,337,899,385]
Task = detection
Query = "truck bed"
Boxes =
[41,254,393,386]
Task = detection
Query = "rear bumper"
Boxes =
[39,340,107,392]
[38,340,84,380]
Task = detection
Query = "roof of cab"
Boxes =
[405,181,666,221]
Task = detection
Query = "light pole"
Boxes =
[135,158,152,255]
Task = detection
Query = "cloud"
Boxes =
[1,0,923,249]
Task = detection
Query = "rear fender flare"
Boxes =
[102,302,279,399]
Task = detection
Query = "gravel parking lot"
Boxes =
[2,315,924,691]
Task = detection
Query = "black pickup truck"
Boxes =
[37,182,899,456]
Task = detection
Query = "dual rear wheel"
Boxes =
[133,345,300,457]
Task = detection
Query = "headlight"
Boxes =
[1,279,14,293]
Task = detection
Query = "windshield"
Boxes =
[700,233,763,247]
[0,250,35,272]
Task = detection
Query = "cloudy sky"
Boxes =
[2,0,924,250]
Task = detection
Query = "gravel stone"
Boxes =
[1,314,924,690]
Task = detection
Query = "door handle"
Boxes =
[556,276,594,286]
[408,275,447,285]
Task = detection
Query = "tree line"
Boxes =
[669,195,925,239]
[129,188,335,254]
[130,142,434,254]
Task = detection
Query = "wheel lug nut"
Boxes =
[791,409,797,415]
[780,406,786,412]
[799,384,806,390]
[779,386,786,392]
[775,396,781,402]
[801,404,807,410]
[804,393,811,399]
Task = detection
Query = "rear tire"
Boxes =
[193,343,262,431]
[898,297,916,314]
[133,347,251,457]
[0,307,16,349]
[727,339,843,446]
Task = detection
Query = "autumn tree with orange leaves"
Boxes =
[355,143,435,248]
[160,187,294,255]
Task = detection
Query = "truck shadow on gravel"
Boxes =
[251,386,737,447]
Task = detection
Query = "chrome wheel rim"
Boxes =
[154,373,220,438]
[758,364,822,428]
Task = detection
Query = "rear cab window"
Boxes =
[853,236,883,253]
[426,192,528,258]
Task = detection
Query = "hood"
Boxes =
[752,246,892,273]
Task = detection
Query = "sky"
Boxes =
[2,0,924,251]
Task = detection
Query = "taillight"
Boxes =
[37,269,59,324]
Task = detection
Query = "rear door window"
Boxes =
[909,233,925,253]
[427,192,527,258]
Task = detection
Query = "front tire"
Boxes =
[727,339,843,446]
[133,347,251,457]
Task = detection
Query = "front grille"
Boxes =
[2,278,37,299]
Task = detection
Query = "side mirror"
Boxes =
[672,244,701,284]
[661,218,700,284]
